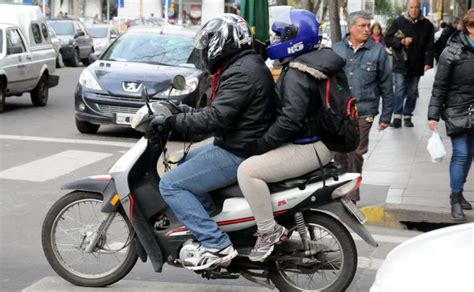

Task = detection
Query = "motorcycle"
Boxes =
[41,75,378,292]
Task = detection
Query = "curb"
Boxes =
[360,205,404,229]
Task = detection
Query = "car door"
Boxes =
[80,23,94,55]
[26,22,45,89]
[3,27,30,94]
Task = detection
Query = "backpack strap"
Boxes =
[325,78,331,110]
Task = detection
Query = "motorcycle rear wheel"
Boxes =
[270,212,357,292]
[41,191,138,287]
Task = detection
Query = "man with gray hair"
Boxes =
[332,11,393,202]
[384,0,434,128]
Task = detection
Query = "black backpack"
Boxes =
[315,72,360,153]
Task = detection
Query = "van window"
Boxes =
[7,29,26,54]
[31,23,42,43]
[41,23,49,40]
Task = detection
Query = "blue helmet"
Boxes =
[267,9,321,60]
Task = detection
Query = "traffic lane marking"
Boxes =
[0,134,136,148]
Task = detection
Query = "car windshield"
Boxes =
[89,27,108,38]
[48,22,74,36]
[101,33,195,67]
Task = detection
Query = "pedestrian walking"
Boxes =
[434,21,447,42]
[370,22,385,46]
[385,0,434,128]
[428,9,474,222]
[332,11,393,202]
[434,17,461,61]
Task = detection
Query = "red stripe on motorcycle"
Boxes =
[164,210,288,237]
[129,194,135,223]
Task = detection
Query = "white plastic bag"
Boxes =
[426,132,446,163]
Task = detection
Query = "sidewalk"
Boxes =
[359,68,474,226]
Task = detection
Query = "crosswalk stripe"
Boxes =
[358,257,384,270]
[0,134,135,148]
[352,233,412,244]
[0,150,112,182]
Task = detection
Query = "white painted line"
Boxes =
[0,134,135,148]
[352,233,412,244]
[0,150,112,182]
[358,257,384,270]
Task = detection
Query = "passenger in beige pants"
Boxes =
[236,9,348,262]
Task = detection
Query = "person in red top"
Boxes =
[370,22,385,46]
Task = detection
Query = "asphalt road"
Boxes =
[1,67,422,292]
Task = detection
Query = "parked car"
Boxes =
[0,4,59,113]
[87,24,119,55]
[74,25,210,134]
[370,223,474,292]
[47,25,64,68]
[47,19,94,67]
[321,21,348,47]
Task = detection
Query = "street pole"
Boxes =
[43,0,46,16]
[178,0,183,24]
[165,0,169,23]
[140,0,143,18]
[107,0,110,24]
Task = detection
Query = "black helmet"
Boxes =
[193,14,253,74]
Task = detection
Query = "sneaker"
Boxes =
[404,118,414,127]
[391,118,402,128]
[249,225,288,262]
[182,244,238,271]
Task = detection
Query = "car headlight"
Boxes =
[79,69,102,91]
[156,77,198,97]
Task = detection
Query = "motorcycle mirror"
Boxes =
[140,86,153,114]
[171,75,186,91]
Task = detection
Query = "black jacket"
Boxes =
[169,49,276,157]
[434,24,457,61]
[250,48,346,155]
[385,13,434,76]
[428,32,474,136]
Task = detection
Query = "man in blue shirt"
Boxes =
[332,10,393,202]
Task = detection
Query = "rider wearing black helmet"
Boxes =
[148,14,276,270]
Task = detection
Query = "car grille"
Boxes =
[97,104,140,116]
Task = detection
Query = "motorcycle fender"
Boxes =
[61,176,119,213]
[311,201,378,247]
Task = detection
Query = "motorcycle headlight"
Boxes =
[79,69,102,91]
[156,77,198,97]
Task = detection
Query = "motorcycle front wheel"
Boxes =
[270,212,357,292]
[41,191,138,287]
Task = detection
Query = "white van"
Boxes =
[0,4,59,113]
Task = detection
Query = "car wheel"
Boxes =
[30,74,49,107]
[56,52,64,68]
[75,118,100,134]
[69,49,80,67]
[82,49,93,66]
[0,80,6,113]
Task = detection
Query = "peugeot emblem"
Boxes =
[122,81,142,93]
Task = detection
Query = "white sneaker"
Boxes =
[182,244,238,271]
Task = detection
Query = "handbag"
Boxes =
[445,105,474,136]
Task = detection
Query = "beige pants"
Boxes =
[237,141,333,233]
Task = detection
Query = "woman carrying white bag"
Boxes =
[428,9,474,222]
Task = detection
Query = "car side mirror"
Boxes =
[7,45,23,55]
[88,53,99,64]
[74,31,85,38]
[171,75,186,91]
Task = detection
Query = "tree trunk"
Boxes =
[313,0,322,16]
[329,0,342,43]
[301,0,312,11]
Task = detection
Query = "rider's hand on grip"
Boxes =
[145,115,170,137]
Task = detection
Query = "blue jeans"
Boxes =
[450,133,474,193]
[393,73,420,117]
[159,143,244,249]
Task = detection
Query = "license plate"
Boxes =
[115,113,135,125]
[341,197,367,224]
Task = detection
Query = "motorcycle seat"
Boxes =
[211,162,343,199]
